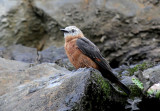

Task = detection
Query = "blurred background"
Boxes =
[0,0,160,68]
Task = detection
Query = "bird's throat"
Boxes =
[65,34,83,43]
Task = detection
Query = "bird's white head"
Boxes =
[60,26,84,38]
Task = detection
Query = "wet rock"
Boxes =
[0,50,160,110]
[0,57,129,111]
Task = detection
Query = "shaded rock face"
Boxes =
[0,58,128,111]
[38,46,74,70]
[39,46,67,63]
[0,45,74,70]
[0,45,68,63]
[1,54,160,111]
[1,45,38,63]
[1,50,160,111]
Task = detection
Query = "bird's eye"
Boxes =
[71,29,75,33]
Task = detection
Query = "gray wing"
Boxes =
[76,37,112,71]
[76,37,131,95]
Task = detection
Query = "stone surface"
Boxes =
[143,64,160,85]
[38,46,74,70]
[0,46,5,57]
[0,45,71,67]
[0,56,160,111]
[0,45,74,70]
[3,45,38,63]
[0,0,47,49]
[0,57,30,96]
[0,57,129,111]
[38,46,67,63]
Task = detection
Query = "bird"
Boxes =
[60,26,131,95]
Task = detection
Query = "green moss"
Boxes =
[132,78,144,90]
[79,71,112,110]
[147,89,160,98]
[127,65,139,76]
[147,89,154,95]
[129,85,142,98]
[96,75,111,98]
[127,62,153,76]
[155,91,160,98]
[129,78,144,98]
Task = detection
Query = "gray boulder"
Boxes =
[0,45,73,70]
[142,65,160,91]
[3,45,38,63]
[0,57,129,111]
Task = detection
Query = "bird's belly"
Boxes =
[65,42,98,69]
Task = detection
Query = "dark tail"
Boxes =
[115,80,131,95]
[100,69,131,95]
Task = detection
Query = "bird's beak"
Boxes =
[60,29,69,33]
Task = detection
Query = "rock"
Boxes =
[0,57,130,111]
[0,45,37,63]
[143,64,160,89]
[38,46,67,63]
[0,45,72,68]
[38,46,74,70]
[31,0,160,67]
[0,0,47,49]
[0,51,160,110]
[0,46,5,57]
[115,62,160,97]
[5,45,38,63]
[0,56,159,111]
[0,57,30,96]
[1,45,74,70]
[1,0,160,67]
[125,97,142,111]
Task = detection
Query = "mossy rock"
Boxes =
[127,62,153,76]
[74,69,130,111]
[129,85,143,98]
